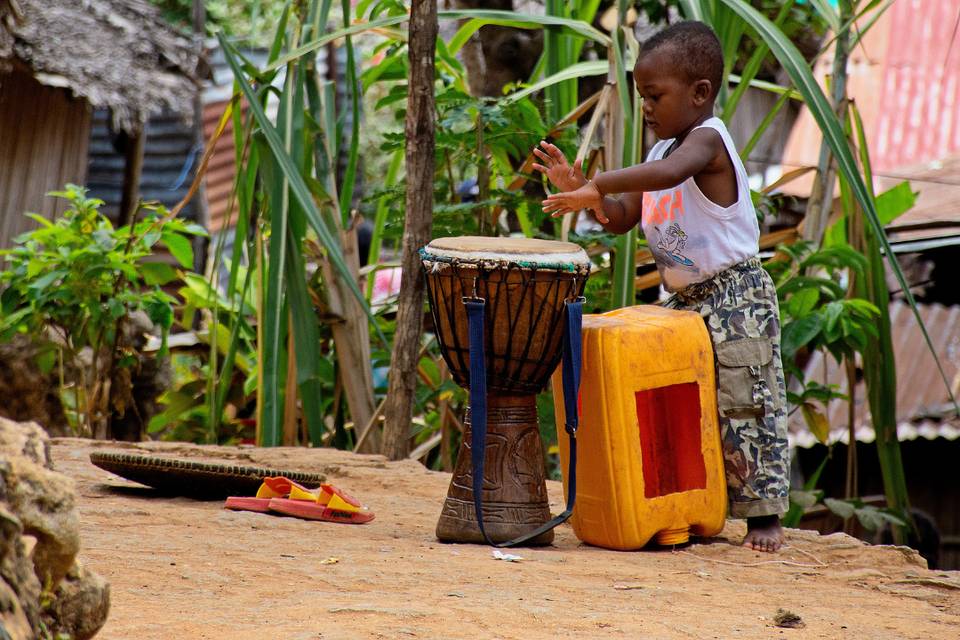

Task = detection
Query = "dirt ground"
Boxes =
[51,438,960,640]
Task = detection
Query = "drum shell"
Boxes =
[422,259,586,395]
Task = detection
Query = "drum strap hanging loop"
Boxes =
[463,294,584,548]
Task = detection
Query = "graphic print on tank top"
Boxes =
[642,189,701,278]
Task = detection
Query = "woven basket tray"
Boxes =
[89,451,326,499]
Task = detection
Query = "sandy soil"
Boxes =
[50,438,960,640]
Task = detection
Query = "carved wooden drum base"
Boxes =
[436,394,554,545]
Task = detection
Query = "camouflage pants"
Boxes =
[664,257,790,518]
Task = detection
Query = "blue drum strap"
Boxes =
[464,296,584,548]
[464,298,491,544]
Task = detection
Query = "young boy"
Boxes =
[532,21,789,552]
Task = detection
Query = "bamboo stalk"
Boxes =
[408,432,442,462]
[354,395,387,453]
[321,224,379,452]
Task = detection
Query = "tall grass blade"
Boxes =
[338,0,361,226]
[502,61,606,104]
[848,103,912,538]
[609,12,637,308]
[272,9,610,71]
[218,34,381,335]
[722,0,795,121]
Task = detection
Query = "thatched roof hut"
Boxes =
[0,0,199,131]
[0,0,201,247]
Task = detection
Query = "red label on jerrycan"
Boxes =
[552,305,726,550]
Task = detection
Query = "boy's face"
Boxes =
[634,46,711,140]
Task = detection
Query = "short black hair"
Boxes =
[638,21,724,98]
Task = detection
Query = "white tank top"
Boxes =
[639,117,759,292]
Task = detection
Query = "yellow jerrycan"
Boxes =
[552,305,726,550]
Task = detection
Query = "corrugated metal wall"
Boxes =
[202,98,241,234]
[85,108,198,224]
[0,68,91,249]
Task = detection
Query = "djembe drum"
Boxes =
[420,236,590,546]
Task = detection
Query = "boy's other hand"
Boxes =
[532,141,586,193]
[542,182,608,223]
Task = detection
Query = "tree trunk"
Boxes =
[381,0,437,460]
[452,1,543,97]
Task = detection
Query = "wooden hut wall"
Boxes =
[0,68,91,248]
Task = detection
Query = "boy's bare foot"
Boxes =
[743,515,784,552]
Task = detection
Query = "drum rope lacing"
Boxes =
[423,259,584,394]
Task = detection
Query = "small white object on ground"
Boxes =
[492,550,523,562]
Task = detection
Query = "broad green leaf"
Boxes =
[854,506,885,531]
[161,232,194,269]
[824,497,857,520]
[36,348,56,375]
[875,181,918,225]
[143,297,173,331]
[788,287,820,318]
[24,213,53,228]
[789,489,822,509]
[826,181,917,246]
[782,314,822,358]
[141,262,179,286]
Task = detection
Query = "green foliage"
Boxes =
[768,241,879,365]
[766,241,880,443]
[370,85,549,241]
[149,0,288,44]
[0,184,204,433]
[148,269,259,443]
[789,489,905,532]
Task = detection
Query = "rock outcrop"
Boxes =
[0,418,109,639]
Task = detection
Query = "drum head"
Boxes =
[423,236,589,271]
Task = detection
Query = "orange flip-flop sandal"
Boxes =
[224,476,315,513]
[268,483,375,524]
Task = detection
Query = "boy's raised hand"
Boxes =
[542,182,608,223]
[532,141,586,193]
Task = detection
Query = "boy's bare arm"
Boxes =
[598,192,644,234]
[542,129,721,223]
[593,128,720,195]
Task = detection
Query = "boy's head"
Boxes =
[639,21,724,99]
[633,21,724,138]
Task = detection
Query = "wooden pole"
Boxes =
[118,124,145,227]
[381,0,437,460]
[191,0,210,271]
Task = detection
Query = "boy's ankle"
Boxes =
[746,514,781,528]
